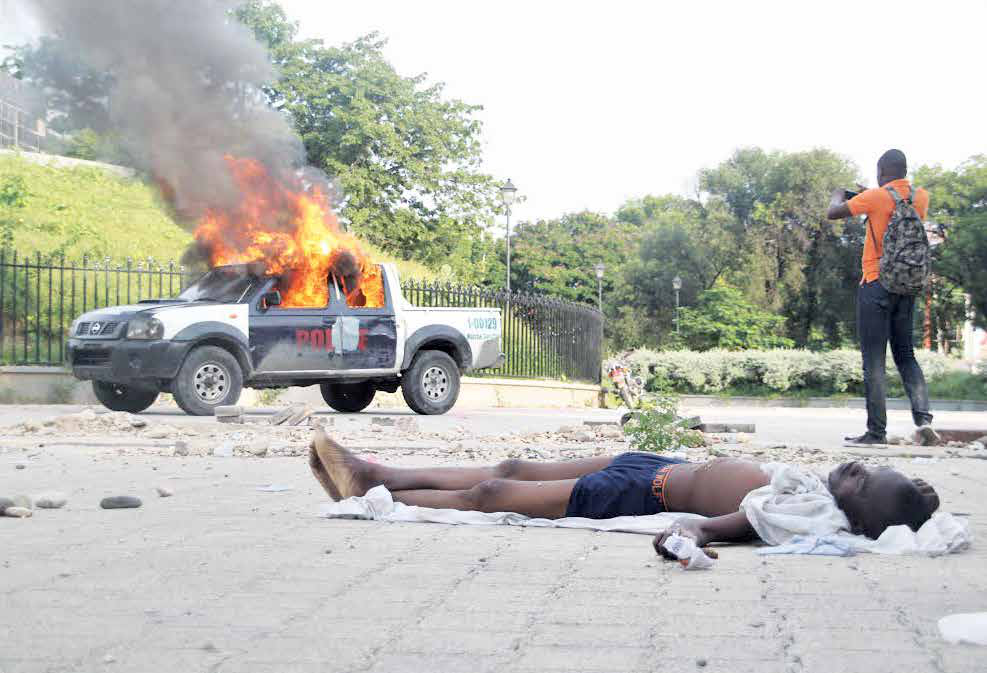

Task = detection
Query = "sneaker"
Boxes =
[843,432,888,447]
[914,424,941,447]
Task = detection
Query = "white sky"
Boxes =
[279,0,986,222]
[4,0,985,223]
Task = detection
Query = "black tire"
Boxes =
[401,350,461,415]
[320,381,376,413]
[92,381,158,413]
[171,345,243,416]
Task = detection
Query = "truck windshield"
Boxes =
[178,268,256,303]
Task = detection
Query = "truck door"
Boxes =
[250,271,397,374]
[249,278,337,373]
[330,271,398,371]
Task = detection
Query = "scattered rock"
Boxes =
[394,417,419,432]
[371,417,396,427]
[269,406,295,425]
[596,424,623,439]
[215,405,244,424]
[4,506,32,518]
[969,441,985,452]
[103,654,116,664]
[246,440,270,457]
[100,496,142,509]
[284,405,314,426]
[35,492,67,509]
[887,435,908,446]
[155,486,173,498]
[173,440,189,457]
[0,497,14,514]
[144,427,177,440]
[696,658,707,668]
[15,463,26,470]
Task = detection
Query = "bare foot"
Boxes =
[309,444,341,500]
[310,428,376,498]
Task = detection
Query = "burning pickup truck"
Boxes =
[67,263,503,416]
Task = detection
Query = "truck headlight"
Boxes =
[126,316,164,340]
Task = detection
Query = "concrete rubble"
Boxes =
[3,408,986,475]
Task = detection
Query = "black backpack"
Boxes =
[868,185,930,295]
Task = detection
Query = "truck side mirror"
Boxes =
[262,290,282,309]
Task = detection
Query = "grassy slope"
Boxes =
[0,153,435,280]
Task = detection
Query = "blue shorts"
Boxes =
[564,452,690,519]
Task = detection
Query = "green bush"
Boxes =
[619,348,957,396]
[622,391,705,453]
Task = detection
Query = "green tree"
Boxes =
[2,36,115,134]
[234,2,498,276]
[701,148,861,347]
[507,211,636,304]
[675,285,794,351]
[616,195,739,348]
[916,156,987,329]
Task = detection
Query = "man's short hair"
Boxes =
[878,149,907,179]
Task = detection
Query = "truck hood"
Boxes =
[74,301,233,321]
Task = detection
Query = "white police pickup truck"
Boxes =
[67,264,503,416]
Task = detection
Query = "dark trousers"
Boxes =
[857,280,933,437]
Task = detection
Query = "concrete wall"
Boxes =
[0,366,603,410]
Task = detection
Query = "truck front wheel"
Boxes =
[401,350,461,415]
[172,345,243,416]
[92,381,158,413]
[320,381,376,413]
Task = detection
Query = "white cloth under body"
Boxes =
[739,463,971,556]
[320,463,972,557]
[319,485,703,534]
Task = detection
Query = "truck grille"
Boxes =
[76,321,119,337]
[72,348,111,366]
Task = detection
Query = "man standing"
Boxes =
[827,149,938,446]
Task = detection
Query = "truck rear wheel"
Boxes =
[172,345,243,416]
[92,381,158,413]
[401,350,460,415]
[320,381,376,413]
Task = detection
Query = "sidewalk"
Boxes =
[2,440,984,673]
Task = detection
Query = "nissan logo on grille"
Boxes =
[90,322,102,336]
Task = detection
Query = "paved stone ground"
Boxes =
[2,406,985,673]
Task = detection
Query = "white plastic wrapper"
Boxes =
[662,533,715,570]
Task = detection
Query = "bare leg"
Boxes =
[308,444,339,499]
[311,428,612,498]
[393,479,577,519]
[375,455,613,492]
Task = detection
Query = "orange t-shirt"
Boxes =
[848,178,929,283]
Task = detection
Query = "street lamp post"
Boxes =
[499,179,518,294]
[594,263,605,313]
[672,275,682,334]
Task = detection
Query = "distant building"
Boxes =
[0,71,47,151]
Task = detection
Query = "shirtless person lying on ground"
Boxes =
[309,430,940,552]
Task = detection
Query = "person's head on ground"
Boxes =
[877,149,907,186]
[827,461,939,538]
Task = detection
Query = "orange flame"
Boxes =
[193,156,384,308]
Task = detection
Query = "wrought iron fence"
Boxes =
[0,251,603,384]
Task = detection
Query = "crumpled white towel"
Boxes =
[319,485,703,535]
[741,463,972,556]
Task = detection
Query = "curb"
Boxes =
[678,395,987,413]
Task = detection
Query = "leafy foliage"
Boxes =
[622,392,705,453]
[621,348,954,395]
[674,285,793,351]
[234,2,499,281]
[916,156,987,330]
